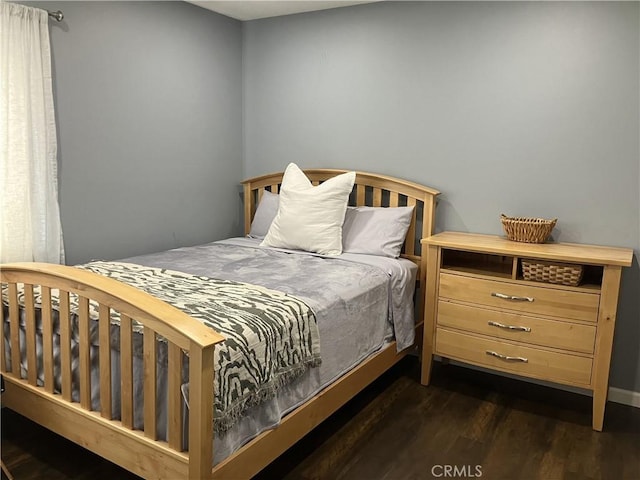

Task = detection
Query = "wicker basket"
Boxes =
[522,259,584,286]
[501,214,557,243]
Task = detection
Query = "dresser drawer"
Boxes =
[439,273,600,323]
[435,328,593,386]
[437,301,596,354]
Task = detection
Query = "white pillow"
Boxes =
[249,190,279,239]
[342,206,414,258]
[261,163,355,255]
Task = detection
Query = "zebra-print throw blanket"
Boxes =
[6,261,321,433]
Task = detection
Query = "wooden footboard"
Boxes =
[1,263,224,480]
[1,262,413,480]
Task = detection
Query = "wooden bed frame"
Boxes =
[1,169,439,479]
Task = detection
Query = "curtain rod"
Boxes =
[48,10,64,22]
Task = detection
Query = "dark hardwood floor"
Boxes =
[2,357,639,479]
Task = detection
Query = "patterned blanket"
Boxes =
[4,261,321,433]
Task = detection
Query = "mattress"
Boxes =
[4,237,417,464]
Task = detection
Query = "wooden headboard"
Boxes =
[241,169,440,321]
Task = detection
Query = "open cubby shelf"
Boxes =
[441,249,604,291]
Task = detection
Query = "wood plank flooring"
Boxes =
[2,357,639,479]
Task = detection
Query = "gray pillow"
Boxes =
[342,206,414,258]
[249,190,279,238]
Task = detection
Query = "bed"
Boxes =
[1,168,439,479]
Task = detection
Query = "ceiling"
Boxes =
[187,1,381,21]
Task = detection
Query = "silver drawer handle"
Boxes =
[491,292,534,302]
[488,321,531,332]
[486,350,528,363]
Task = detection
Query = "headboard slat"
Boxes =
[372,188,382,207]
[405,197,417,255]
[389,191,399,207]
[356,184,365,205]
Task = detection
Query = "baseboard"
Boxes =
[608,387,640,408]
[434,358,640,409]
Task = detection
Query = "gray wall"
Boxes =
[25,1,243,265]
[16,1,639,392]
[243,2,640,391]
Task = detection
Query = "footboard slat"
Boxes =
[79,297,91,409]
[144,329,158,440]
[8,283,20,376]
[60,291,72,401]
[25,284,38,386]
[168,343,183,451]
[42,287,55,393]
[99,304,112,419]
[120,313,134,429]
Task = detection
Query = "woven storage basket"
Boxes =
[522,259,584,286]
[501,214,557,243]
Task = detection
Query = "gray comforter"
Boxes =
[121,237,417,352]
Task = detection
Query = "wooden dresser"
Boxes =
[420,232,633,431]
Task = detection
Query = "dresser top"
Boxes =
[422,232,634,267]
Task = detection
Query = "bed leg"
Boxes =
[188,343,215,480]
[421,346,434,385]
[1,376,14,480]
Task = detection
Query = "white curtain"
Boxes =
[0,2,64,263]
